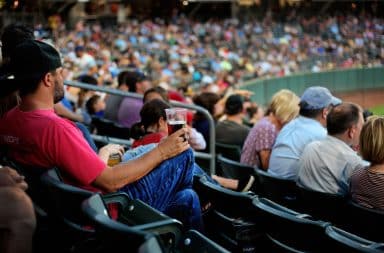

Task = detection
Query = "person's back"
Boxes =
[350,116,384,211]
[216,94,250,147]
[269,86,341,180]
[104,94,124,122]
[104,71,130,122]
[269,116,327,179]
[117,70,151,128]
[118,96,143,128]
[297,102,366,195]
[216,120,249,147]
[0,107,104,192]
[241,89,300,170]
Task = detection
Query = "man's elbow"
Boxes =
[97,181,120,193]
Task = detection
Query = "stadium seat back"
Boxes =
[81,193,164,253]
[255,168,299,209]
[253,197,331,252]
[325,226,384,253]
[344,201,384,242]
[296,186,349,226]
[216,155,259,192]
[85,193,184,252]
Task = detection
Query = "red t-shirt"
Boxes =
[132,132,167,148]
[0,107,106,192]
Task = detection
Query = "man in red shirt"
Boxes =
[0,40,203,230]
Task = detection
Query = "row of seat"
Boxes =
[38,168,230,253]
[207,154,384,251]
[193,174,384,253]
[1,155,229,253]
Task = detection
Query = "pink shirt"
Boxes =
[0,107,106,192]
[241,117,278,168]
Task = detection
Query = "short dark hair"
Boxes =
[117,70,148,92]
[299,101,324,119]
[326,102,362,135]
[85,94,101,115]
[225,94,244,116]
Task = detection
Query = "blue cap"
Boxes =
[300,86,341,110]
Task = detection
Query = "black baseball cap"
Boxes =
[9,39,62,81]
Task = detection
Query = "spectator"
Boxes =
[269,86,341,180]
[142,88,206,151]
[0,40,202,230]
[0,165,36,253]
[192,92,221,152]
[216,94,250,148]
[241,89,300,170]
[104,70,130,122]
[350,116,384,210]
[0,23,96,152]
[143,86,169,104]
[130,99,170,148]
[117,70,152,128]
[297,102,366,195]
[243,101,264,127]
[0,24,33,117]
[85,94,106,118]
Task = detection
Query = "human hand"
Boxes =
[98,144,125,164]
[0,166,28,191]
[157,128,190,160]
[188,127,206,150]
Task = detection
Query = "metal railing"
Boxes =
[64,80,216,174]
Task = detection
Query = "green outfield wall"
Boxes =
[240,67,384,106]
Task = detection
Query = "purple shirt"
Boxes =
[117,97,143,128]
[241,117,278,168]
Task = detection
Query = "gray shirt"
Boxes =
[297,135,367,195]
[216,120,250,148]
[104,94,124,122]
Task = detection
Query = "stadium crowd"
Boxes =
[0,7,384,253]
[47,12,384,97]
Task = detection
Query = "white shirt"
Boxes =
[297,135,367,195]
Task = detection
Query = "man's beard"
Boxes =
[53,79,64,104]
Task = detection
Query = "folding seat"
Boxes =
[344,201,384,242]
[82,193,229,253]
[253,197,332,252]
[325,226,384,253]
[216,154,259,192]
[40,169,98,252]
[193,175,267,252]
[215,142,242,162]
[178,229,230,253]
[255,168,299,209]
[295,186,349,226]
[41,169,183,252]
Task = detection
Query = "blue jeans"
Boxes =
[120,147,203,231]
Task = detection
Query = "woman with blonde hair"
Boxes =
[350,116,384,210]
[241,89,300,170]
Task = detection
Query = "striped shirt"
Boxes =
[350,168,384,211]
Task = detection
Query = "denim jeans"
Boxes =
[120,146,203,231]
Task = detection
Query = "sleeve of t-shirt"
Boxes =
[44,119,106,186]
[254,124,277,151]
